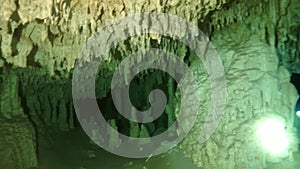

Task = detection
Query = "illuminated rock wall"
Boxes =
[0,0,300,169]
[180,34,299,169]
[179,0,300,168]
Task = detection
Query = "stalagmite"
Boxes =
[108,119,122,150]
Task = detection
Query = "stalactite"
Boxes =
[166,77,175,128]
[0,0,300,169]
[43,95,52,125]
[0,72,24,118]
[68,101,75,129]
[58,100,67,129]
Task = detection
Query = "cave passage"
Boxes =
[291,73,300,148]
[96,68,179,137]
[1,0,300,169]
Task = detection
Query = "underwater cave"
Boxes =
[1,0,300,169]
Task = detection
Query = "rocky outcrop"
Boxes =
[177,1,300,168]
[179,34,299,168]
[203,0,300,73]
[0,0,300,169]
[0,72,38,169]
[0,115,38,169]
[0,0,232,74]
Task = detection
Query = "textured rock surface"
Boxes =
[0,0,232,74]
[0,0,300,169]
[203,0,300,73]
[0,115,38,169]
[177,1,300,168]
[179,35,299,168]
[0,70,38,169]
[0,72,24,118]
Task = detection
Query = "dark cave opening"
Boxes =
[1,0,300,168]
[291,73,300,148]
[291,73,300,94]
[95,68,179,138]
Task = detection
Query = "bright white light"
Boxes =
[256,118,289,156]
[296,111,300,117]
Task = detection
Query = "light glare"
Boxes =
[296,111,300,117]
[256,118,289,156]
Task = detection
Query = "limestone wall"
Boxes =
[178,0,300,168]
[0,0,232,74]
[0,0,299,169]
[0,72,38,169]
[179,35,299,168]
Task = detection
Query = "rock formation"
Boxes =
[0,0,300,169]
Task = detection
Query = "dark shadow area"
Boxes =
[291,73,300,149]
[96,68,178,137]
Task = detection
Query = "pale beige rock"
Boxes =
[0,0,299,169]
[0,0,233,74]
[0,0,16,21]
[18,0,52,23]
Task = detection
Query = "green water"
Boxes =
[38,127,202,169]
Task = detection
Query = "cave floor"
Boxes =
[38,127,300,169]
[38,127,202,169]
